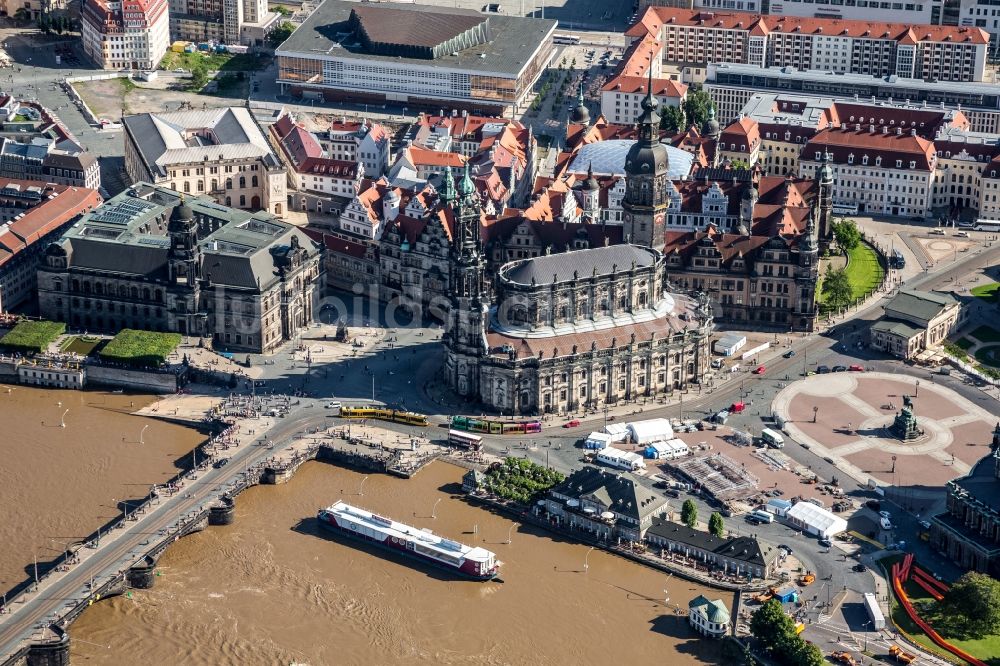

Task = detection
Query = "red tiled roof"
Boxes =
[601,76,687,98]
[406,146,466,168]
[632,8,989,44]
[804,127,936,169]
[0,182,102,269]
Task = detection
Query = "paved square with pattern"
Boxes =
[772,373,997,488]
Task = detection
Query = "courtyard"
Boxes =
[773,373,998,489]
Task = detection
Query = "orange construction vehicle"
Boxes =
[831,651,857,665]
[889,645,917,664]
[798,571,816,586]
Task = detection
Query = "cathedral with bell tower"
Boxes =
[622,70,671,252]
[443,165,491,398]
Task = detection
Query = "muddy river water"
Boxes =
[71,462,729,665]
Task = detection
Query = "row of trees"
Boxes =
[679,499,725,536]
[37,14,73,34]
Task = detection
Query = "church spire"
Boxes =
[635,65,661,146]
[458,162,475,197]
[440,165,456,202]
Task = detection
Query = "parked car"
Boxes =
[918,520,932,530]
[865,499,881,510]
[849,364,865,372]
[817,365,831,374]
[778,544,793,554]
[955,230,970,238]
[929,228,946,235]
[879,510,892,520]
[563,419,581,428]
[783,350,796,358]
[753,365,766,375]
[832,365,848,372]
[213,458,230,469]
[852,563,866,572]
[818,538,832,547]
[958,220,975,228]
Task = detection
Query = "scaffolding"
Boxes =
[672,453,760,501]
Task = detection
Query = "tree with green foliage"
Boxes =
[189,58,209,90]
[681,499,698,528]
[683,88,715,130]
[832,218,862,250]
[942,572,1000,638]
[750,599,796,652]
[273,4,292,15]
[708,512,725,537]
[660,105,685,133]
[729,159,751,170]
[787,639,825,666]
[268,21,295,48]
[822,265,853,310]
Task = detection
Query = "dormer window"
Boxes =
[815,151,822,160]
[896,160,902,168]
[847,153,854,164]
[909,161,916,169]
[862,155,869,166]
[875,156,882,167]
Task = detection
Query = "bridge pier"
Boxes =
[25,626,69,666]
[208,498,235,526]
[126,556,158,590]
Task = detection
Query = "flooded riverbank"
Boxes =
[71,461,729,665]
[0,385,207,592]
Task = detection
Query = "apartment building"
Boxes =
[0,181,102,312]
[168,0,279,46]
[123,107,287,216]
[629,9,989,83]
[705,64,1000,133]
[600,77,687,125]
[81,0,170,70]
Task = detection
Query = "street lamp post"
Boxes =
[507,523,515,544]
[813,406,818,423]
[139,424,149,445]
[358,475,368,496]
[431,497,442,519]
[60,408,68,428]
[584,546,595,572]
[915,379,920,397]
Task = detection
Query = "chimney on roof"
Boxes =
[896,127,902,135]
[870,125,875,133]
[439,109,445,117]
[911,128,917,136]
[855,123,861,131]
[882,126,888,135]
[452,109,458,117]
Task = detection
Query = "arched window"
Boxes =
[226,178,233,189]
[183,181,190,193]
[240,195,246,206]
[143,288,150,300]
[251,175,258,187]
[225,196,232,206]
[239,176,246,188]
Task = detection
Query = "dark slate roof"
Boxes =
[350,4,485,50]
[885,289,957,322]
[952,450,1000,517]
[550,466,665,522]
[500,244,658,286]
[277,0,556,77]
[122,114,165,174]
[646,518,780,568]
[65,237,169,279]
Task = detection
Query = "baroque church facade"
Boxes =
[443,86,714,414]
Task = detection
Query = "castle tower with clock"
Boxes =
[622,70,670,252]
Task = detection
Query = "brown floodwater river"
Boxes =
[0,384,206,593]
[70,461,730,665]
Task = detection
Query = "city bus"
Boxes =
[553,34,581,45]
[832,202,859,216]
[448,429,483,451]
[973,219,1000,232]
[890,249,905,269]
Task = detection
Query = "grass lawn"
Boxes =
[60,335,103,356]
[844,242,884,300]
[956,337,975,351]
[971,325,1000,344]
[0,320,66,354]
[160,51,271,73]
[99,329,181,368]
[971,282,999,303]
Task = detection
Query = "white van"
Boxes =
[761,428,785,448]
[880,516,893,531]
[749,510,775,524]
